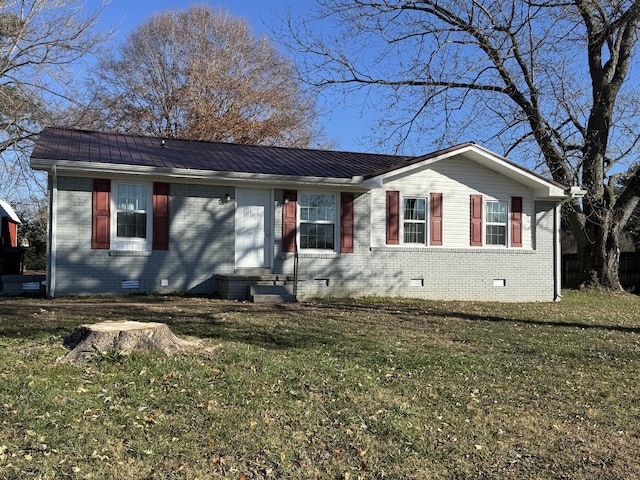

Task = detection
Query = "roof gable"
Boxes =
[363,143,568,199]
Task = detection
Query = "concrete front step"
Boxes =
[248,285,296,303]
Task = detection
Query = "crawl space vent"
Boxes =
[21,282,41,291]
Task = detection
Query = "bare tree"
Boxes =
[0,0,109,201]
[93,5,320,148]
[291,0,640,290]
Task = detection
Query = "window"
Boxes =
[92,180,169,251]
[116,183,148,238]
[386,191,442,246]
[403,197,427,244]
[112,182,152,250]
[299,193,336,250]
[485,200,507,246]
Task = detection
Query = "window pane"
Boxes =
[117,184,148,211]
[300,193,335,219]
[300,223,334,249]
[403,198,426,220]
[299,206,310,222]
[117,212,147,238]
[404,223,425,243]
[486,201,507,223]
[486,225,506,245]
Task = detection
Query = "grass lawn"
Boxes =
[0,290,638,479]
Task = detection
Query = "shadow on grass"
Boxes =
[2,297,638,352]
[465,313,640,334]
[164,304,346,350]
[308,301,640,335]
[0,301,344,351]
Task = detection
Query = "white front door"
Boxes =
[235,188,271,269]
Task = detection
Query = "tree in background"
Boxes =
[626,207,640,249]
[93,5,320,148]
[292,0,640,290]
[0,0,108,201]
[16,202,47,271]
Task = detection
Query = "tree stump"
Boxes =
[59,321,194,364]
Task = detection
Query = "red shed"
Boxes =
[0,198,20,248]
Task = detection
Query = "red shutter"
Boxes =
[282,190,297,252]
[340,192,355,253]
[430,192,443,246]
[511,196,523,248]
[470,194,483,246]
[153,182,170,250]
[92,179,111,249]
[8,222,17,247]
[386,191,400,245]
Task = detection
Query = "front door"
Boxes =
[235,188,271,269]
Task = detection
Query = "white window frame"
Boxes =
[402,196,428,245]
[298,192,338,252]
[111,181,152,251]
[485,200,508,247]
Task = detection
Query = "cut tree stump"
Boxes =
[59,320,195,364]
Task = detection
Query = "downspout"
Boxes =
[293,232,299,298]
[553,203,561,301]
[49,165,58,297]
[554,187,587,301]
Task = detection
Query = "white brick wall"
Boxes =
[276,191,559,302]
[52,177,235,296]
[50,176,560,302]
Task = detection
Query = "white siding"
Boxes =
[370,158,534,249]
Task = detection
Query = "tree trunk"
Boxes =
[574,221,623,291]
[59,321,194,364]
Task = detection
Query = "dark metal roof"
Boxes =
[30,127,567,193]
[31,127,417,179]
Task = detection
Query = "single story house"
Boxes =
[30,127,578,302]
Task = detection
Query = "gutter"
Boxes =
[29,159,369,190]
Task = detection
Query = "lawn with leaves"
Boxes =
[0,291,639,479]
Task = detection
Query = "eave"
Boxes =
[29,158,368,191]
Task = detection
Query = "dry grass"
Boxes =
[0,290,638,479]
